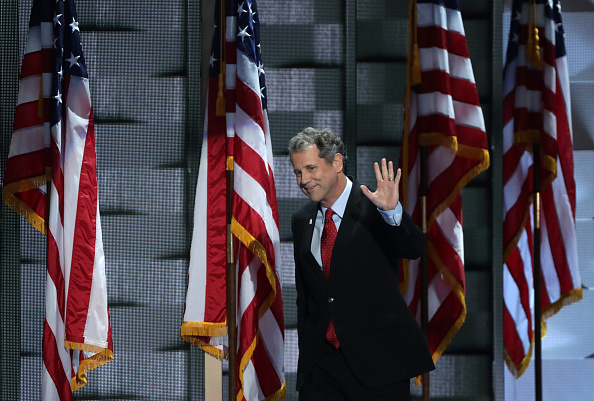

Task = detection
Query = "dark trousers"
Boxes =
[299,341,411,401]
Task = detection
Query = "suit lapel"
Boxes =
[334,179,362,251]
[300,202,326,282]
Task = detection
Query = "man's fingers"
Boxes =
[387,160,394,181]
[373,159,398,183]
[360,184,372,199]
[374,162,382,183]
[381,158,389,181]
[394,167,402,185]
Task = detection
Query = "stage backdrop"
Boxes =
[1,0,593,400]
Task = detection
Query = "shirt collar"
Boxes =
[321,176,352,219]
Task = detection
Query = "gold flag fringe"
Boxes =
[505,126,560,261]
[230,217,283,401]
[504,13,576,373]
[180,321,228,359]
[237,332,286,401]
[504,287,582,378]
[180,213,283,396]
[418,132,458,151]
[426,241,467,362]
[63,342,113,391]
[514,130,558,191]
[230,217,279,319]
[424,143,490,231]
[402,0,489,369]
[3,170,51,234]
[543,287,582,320]
[504,341,535,379]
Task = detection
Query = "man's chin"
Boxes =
[302,189,319,202]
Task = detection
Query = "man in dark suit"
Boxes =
[289,128,435,400]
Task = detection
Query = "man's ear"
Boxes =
[333,153,343,172]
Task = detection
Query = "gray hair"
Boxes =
[288,127,345,165]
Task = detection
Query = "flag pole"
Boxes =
[227,165,237,401]
[526,4,542,397]
[215,1,237,399]
[532,143,542,401]
[420,146,430,401]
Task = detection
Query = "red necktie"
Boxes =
[321,208,339,348]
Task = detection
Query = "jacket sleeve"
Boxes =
[291,214,306,344]
[383,209,424,260]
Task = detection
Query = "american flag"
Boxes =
[399,0,490,363]
[503,0,581,378]
[181,0,286,399]
[3,0,113,399]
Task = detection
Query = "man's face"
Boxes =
[290,145,343,207]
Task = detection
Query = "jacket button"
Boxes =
[328,297,334,303]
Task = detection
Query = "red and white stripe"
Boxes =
[503,0,581,378]
[182,1,285,399]
[233,51,284,401]
[46,76,113,395]
[4,2,113,398]
[400,0,489,363]
[181,71,229,358]
[4,21,52,233]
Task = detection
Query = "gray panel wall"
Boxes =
[3,0,593,400]
[0,0,21,399]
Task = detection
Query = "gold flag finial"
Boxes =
[526,0,542,67]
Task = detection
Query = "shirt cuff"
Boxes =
[378,202,403,226]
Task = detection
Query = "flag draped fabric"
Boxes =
[400,0,490,363]
[3,0,113,398]
[181,0,285,399]
[502,0,581,378]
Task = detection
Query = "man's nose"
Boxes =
[300,171,311,184]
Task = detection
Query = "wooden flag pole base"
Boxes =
[205,353,223,400]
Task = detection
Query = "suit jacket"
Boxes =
[291,180,435,389]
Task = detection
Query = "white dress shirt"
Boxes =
[310,177,403,268]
